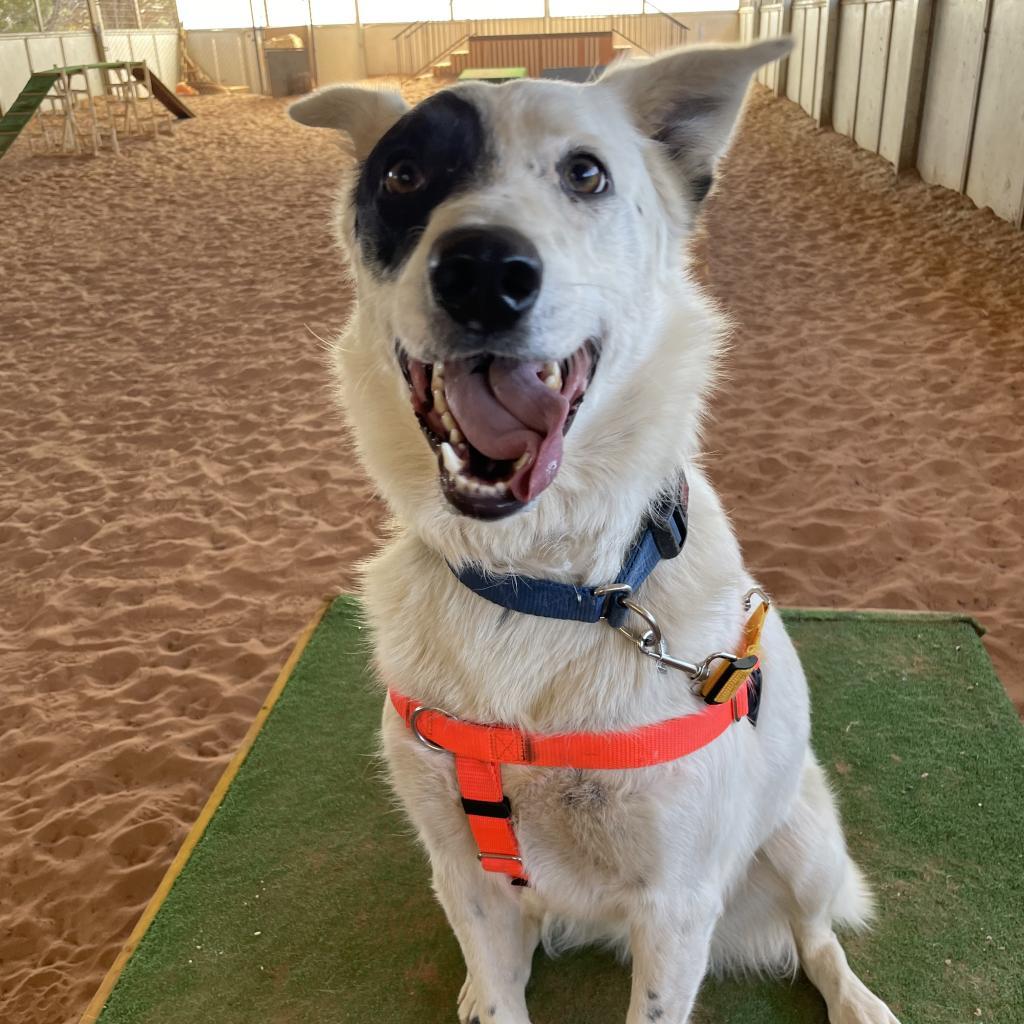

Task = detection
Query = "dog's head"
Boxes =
[291,40,788,541]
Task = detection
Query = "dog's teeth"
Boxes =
[441,411,456,434]
[440,442,465,476]
[449,427,463,445]
[542,362,562,391]
[513,453,531,471]
[433,362,445,380]
[432,387,448,414]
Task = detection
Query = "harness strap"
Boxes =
[454,755,528,884]
[392,678,759,886]
[392,685,751,771]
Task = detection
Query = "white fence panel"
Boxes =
[756,3,789,93]
[25,33,66,72]
[787,1,830,119]
[877,0,916,165]
[916,0,986,193]
[0,38,34,115]
[831,1,861,137]
[154,31,181,84]
[99,30,180,87]
[131,32,160,71]
[63,33,100,69]
[786,5,804,103]
[798,5,820,114]
[965,0,1024,226]
[852,1,892,154]
[311,24,363,84]
[103,31,133,62]
[186,29,264,93]
[739,3,757,43]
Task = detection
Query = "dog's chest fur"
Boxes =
[366,474,808,913]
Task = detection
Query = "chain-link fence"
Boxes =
[0,0,179,33]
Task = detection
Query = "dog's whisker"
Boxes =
[304,323,335,350]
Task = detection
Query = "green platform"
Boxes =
[459,67,528,82]
[86,598,1023,1023]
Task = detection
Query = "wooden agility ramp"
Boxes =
[0,71,60,158]
[82,597,1023,1023]
[0,63,194,160]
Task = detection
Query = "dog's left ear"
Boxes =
[598,38,792,202]
[289,86,409,159]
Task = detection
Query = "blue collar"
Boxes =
[450,476,689,630]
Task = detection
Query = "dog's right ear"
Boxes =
[598,38,792,203]
[289,87,409,159]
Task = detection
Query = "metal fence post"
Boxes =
[85,0,109,66]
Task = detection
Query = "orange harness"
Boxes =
[390,599,767,886]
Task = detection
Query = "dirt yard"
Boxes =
[0,84,1021,1024]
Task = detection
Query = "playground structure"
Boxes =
[0,61,193,160]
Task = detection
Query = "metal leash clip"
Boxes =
[744,586,772,612]
[596,583,769,684]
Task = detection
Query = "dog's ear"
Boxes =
[289,87,409,159]
[598,39,792,202]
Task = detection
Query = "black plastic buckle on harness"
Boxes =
[648,492,689,560]
[461,796,512,819]
[747,667,764,727]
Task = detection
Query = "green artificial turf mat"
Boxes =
[92,597,1023,1024]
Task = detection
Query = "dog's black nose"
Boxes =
[429,226,542,333]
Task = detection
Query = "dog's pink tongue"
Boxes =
[445,358,570,503]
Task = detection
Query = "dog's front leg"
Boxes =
[382,709,537,1023]
[626,897,719,1024]
[433,859,539,1024]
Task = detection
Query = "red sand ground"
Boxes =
[0,86,1021,1024]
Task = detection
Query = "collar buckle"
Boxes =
[648,495,688,560]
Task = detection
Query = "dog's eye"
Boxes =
[384,159,426,195]
[562,154,609,196]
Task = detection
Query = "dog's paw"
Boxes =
[457,974,483,1024]
[831,989,900,1024]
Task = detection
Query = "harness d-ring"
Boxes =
[410,705,449,752]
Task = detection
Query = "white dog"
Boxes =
[291,39,900,1024]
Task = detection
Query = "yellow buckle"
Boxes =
[701,654,759,704]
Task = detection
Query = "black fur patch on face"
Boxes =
[353,91,487,273]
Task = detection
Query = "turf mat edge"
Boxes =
[90,598,1024,1024]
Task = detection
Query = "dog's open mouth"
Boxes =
[398,341,598,519]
